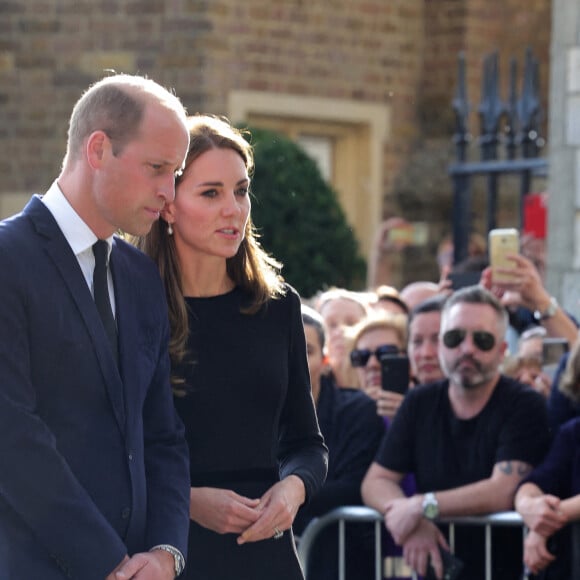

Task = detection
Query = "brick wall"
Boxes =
[0,0,550,286]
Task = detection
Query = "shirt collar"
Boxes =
[42,181,113,257]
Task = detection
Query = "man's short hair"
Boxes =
[442,285,508,336]
[64,73,186,166]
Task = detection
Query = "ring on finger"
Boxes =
[273,526,283,540]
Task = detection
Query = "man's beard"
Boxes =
[441,354,496,390]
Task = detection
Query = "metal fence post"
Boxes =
[448,48,547,263]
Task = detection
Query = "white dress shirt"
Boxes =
[42,181,116,316]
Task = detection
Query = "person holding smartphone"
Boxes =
[347,311,417,577]
[481,238,578,348]
[295,305,386,580]
[348,313,409,420]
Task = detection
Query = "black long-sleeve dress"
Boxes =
[173,284,328,580]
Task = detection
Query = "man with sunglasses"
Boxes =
[362,286,550,580]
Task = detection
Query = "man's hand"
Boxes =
[237,475,305,545]
[189,486,261,534]
[106,556,130,580]
[402,519,449,579]
[499,254,546,310]
[523,530,555,575]
[384,495,422,545]
[106,550,174,580]
[517,494,568,536]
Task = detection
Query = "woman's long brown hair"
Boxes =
[132,115,285,383]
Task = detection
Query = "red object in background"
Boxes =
[523,193,547,239]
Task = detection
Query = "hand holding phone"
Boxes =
[489,228,520,285]
[387,221,429,247]
[380,353,410,394]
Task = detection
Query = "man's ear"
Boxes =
[86,131,109,169]
[499,339,508,357]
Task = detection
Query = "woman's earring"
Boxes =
[167,223,173,236]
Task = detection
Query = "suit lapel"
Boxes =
[26,197,127,434]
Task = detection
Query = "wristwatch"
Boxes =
[533,296,558,322]
[422,492,439,520]
[149,544,185,577]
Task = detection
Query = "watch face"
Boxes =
[424,503,438,519]
[423,493,439,519]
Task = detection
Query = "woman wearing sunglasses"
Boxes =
[348,313,417,578]
[295,305,386,580]
[133,115,327,579]
[348,313,409,420]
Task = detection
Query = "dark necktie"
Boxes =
[92,240,118,365]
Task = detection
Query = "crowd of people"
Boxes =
[298,218,580,579]
[1,71,580,580]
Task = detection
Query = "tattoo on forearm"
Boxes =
[498,461,532,477]
[499,461,513,475]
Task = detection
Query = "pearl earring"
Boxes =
[167,223,173,235]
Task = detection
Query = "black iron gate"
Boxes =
[449,48,548,265]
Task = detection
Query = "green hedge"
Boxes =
[247,126,366,298]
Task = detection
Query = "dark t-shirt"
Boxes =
[375,376,551,580]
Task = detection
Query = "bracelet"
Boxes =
[149,544,185,577]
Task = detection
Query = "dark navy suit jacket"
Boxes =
[0,196,190,579]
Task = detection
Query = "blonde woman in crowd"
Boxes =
[315,287,368,387]
[347,313,408,420]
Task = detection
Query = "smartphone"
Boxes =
[448,271,481,290]
[380,353,410,395]
[425,548,465,580]
[542,337,569,366]
[488,228,519,284]
[388,222,429,247]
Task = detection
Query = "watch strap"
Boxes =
[422,491,439,520]
[533,296,558,322]
[149,544,185,577]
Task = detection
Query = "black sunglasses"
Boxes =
[442,329,496,352]
[350,344,400,367]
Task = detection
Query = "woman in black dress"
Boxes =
[135,115,327,579]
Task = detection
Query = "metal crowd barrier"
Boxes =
[297,506,530,580]
[298,506,385,580]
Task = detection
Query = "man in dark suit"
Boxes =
[0,74,191,579]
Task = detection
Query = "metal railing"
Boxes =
[297,506,529,580]
[298,506,384,580]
